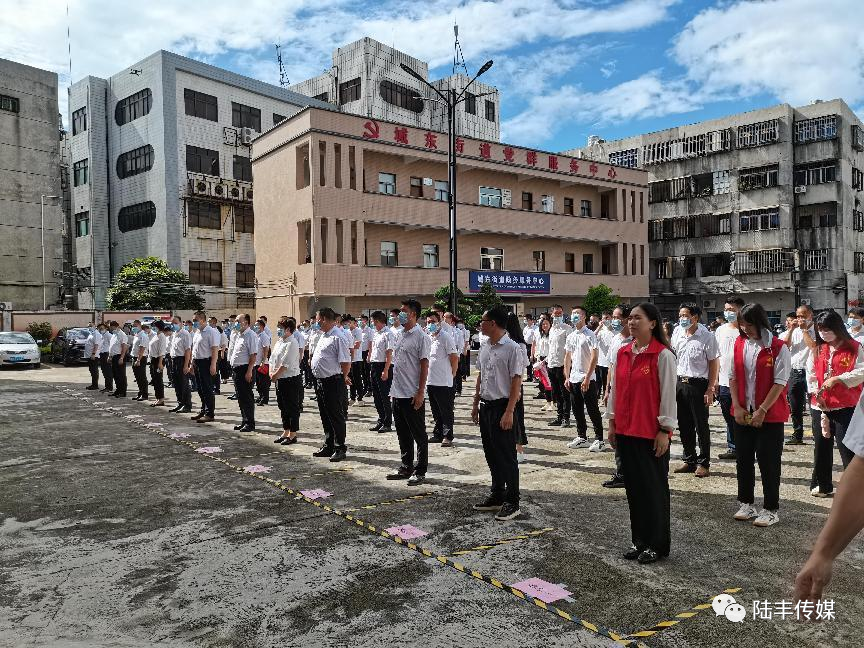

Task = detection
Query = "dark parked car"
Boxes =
[50,327,91,365]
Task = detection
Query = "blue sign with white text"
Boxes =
[468,270,551,294]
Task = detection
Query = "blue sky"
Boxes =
[3,0,861,151]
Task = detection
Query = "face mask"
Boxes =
[571,312,581,324]
[610,319,622,332]
[312,322,321,331]
[457,323,464,330]
[277,327,284,337]
[253,325,260,333]
[171,324,179,332]
[427,323,439,334]
[388,316,396,325]
[360,322,366,328]
[847,317,861,330]
[553,316,563,325]
[192,321,200,330]
[724,310,738,323]
[398,312,408,325]
[232,322,241,331]
[679,317,692,329]
[342,324,350,330]
[820,330,837,343]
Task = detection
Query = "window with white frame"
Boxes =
[380,241,398,266]
[480,247,503,270]
[739,164,779,191]
[378,172,396,194]
[736,119,779,148]
[609,148,638,168]
[794,160,837,186]
[479,186,503,207]
[532,250,545,271]
[803,249,829,271]
[712,170,731,195]
[423,244,439,268]
[739,207,780,232]
[434,180,449,201]
[580,200,592,217]
[794,115,838,143]
[733,249,792,274]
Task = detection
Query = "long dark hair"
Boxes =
[505,312,525,345]
[739,303,772,338]
[814,309,852,347]
[538,313,552,338]
[633,302,670,349]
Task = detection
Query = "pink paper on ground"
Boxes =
[169,432,190,439]
[510,578,573,603]
[299,489,332,500]
[384,524,428,540]
[245,465,271,474]
[195,446,222,454]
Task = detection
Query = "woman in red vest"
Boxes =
[807,309,864,497]
[607,303,677,564]
[728,303,791,528]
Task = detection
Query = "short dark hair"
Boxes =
[371,310,387,325]
[798,303,814,314]
[849,307,864,318]
[389,308,400,316]
[401,299,422,318]
[525,313,535,320]
[256,318,266,327]
[194,310,206,319]
[786,312,797,319]
[740,303,772,335]
[240,313,251,325]
[318,307,337,322]
[485,305,510,328]
[679,302,702,318]
[725,296,745,308]
[614,304,631,318]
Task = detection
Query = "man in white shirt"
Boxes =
[426,312,459,446]
[97,322,113,392]
[601,305,632,489]
[107,321,129,397]
[847,307,864,343]
[148,321,169,407]
[346,316,366,405]
[83,323,102,390]
[388,308,403,340]
[671,303,720,478]
[310,308,352,461]
[368,310,394,432]
[130,320,151,401]
[546,305,573,427]
[293,323,307,408]
[191,310,220,422]
[522,314,538,383]
[360,315,374,400]
[781,304,817,445]
[255,318,271,406]
[715,297,745,461]
[453,318,469,396]
[387,299,431,485]
[563,307,604,452]
[169,316,193,413]
[229,313,258,432]
[226,314,240,400]
[595,311,616,399]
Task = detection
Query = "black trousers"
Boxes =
[810,407,856,493]
[171,356,192,408]
[460,351,470,378]
[548,366,570,420]
[232,365,256,427]
[428,384,455,439]
[111,355,127,395]
[618,434,670,556]
[350,361,365,400]
[734,421,784,511]
[149,358,164,400]
[676,378,711,468]
[596,366,609,397]
[87,356,100,387]
[301,350,312,387]
[369,361,392,427]
[315,374,348,450]
[219,355,231,381]
[99,352,113,390]
[393,397,428,475]
[787,369,807,441]
[569,379,603,440]
[276,375,302,432]
[133,359,149,398]
[362,350,371,393]
[479,398,519,505]
[194,358,215,416]
[255,368,271,403]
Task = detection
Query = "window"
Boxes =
[702,254,731,277]
[855,210,864,231]
[186,145,220,176]
[273,113,286,126]
[378,172,396,195]
[660,216,693,240]
[712,170,731,195]
[73,159,88,187]
[854,167,864,191]
[72,107,87,135]
[339,77,361,104]
[187,200,221,229]
[189,261,222,286]
[312,92,329,102]
[320,218,328,263]
[349,146,357,190]
[379,80,423,113]
[318,141,326,186]
[641,129,733,165]
[648,177,688,203]
[601,193,610,219]
[485,99,495,122]
[733,249,793,274]
[795,115,837,143]
[648,220,663,242]
[465,92,476,115]
[563,197,573,215]
[0,94,19,113]
[74,211,89,237]
[857,252,864,274]
[118,201,156,232]
[522,192,533,211]
[533,251,545,271]
[236,263,255,289]
[480,247,503,270]
[739,164,779,191]
[116,144,154,179]
[184,89,217,121]
[609,148,638,168]
[565,253,575,273]
[410,177,423,198]
[380,241,398,266]
[540,195,554,213]
[335,220,344,263]
[233,155,252,182]
[698,212,732,237]
[334,143,342,188]
[434,180,449,202]
[736,119,779,148]
[803,249,830,271]
[684,257,697,278]
[583,254,594,274]
[115,88,152,126]
[739,207,780,232]
[580,200,592,217]
[654,258,669,279]
[479,186,503,207]
[423,244,439,268]
[794,160,837,186]
[232,102,261,132]
[797,202,837,229]
[235,205,254,233]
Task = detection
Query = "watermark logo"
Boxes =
[713,594,836,623]
[713,594,746,623]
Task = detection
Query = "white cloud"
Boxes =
[673,0,864,105]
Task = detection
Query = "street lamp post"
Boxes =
[400,60,493,315]
[40,194,59,310]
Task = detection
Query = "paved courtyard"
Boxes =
[1,365,862,648]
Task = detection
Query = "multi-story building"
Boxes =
[251,108,647,321]
[67,50,328,312]
[0,58,65,312]
[566,99,864,322]
[290,37,500,142]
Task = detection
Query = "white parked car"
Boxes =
[0,331,41,368]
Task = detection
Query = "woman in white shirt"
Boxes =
[532,315,554,410]
[148,321,169,407]
[270,317,302,445]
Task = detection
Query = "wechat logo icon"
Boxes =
[713,594,747,623]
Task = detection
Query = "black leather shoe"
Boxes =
[623,545,641,560]
[234,424,246,430]
[169,405,182,413]
[178,407,192,413]
[429,436,444,444]
[86,385,98,390]
[280,437,297,445]
[547,419,562,427]
[329,449,347,462]
[602,476,626,489]
[312,447,335,458]
[386,468,412,480]
[237,424,254,432]
[637,549,660,564]
[377,426,393,433]
[369,423,383,431]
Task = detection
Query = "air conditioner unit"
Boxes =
[422,177,433,186]
[240,127,255,145]
[190,178,210,196]
[794,185,807,194]
[245,188,253,201]
[800,297,811,306]
[702,299,716,309]
[211,180,229,198]
[229,184,242,200]
[0,301,11,311]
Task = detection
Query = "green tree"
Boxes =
[433,284,474,320]
[106,257,205,311]
[582,283,620,317]
[27,321,53,344]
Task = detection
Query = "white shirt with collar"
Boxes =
[605,342,679,430]
[390,324,432,398]
[715,323,741,388]
[270,335,300,378]
[723,329,791,410]
[192,324,220,361]
[427,329,458,388]
[148,332,168,358]
[83,329,102,357]
[361,326,374,352]
[257,330,270,364]
[782,326,815,370]
[109,329,128,356]
[370,326,394,363]
[131,330,150,358]
[595,325,616,368]
[350,326,364,362]
[311,328,351,378]
[478,332,528,401]
[99,330,111,354]
[170,328,192,357]
[670,323,720,379]
[522,323,538,347]
[564,325,598,383]
[229,327,259,367]
[546,322,572,368]
[293,329,306,351]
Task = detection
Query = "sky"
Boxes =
[2,0,863,152]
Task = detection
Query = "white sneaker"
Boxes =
[517,451,527,464]
[810,486,833,498]
[752,509,779,527]
[733,503,758,521]
[567,437,590,449]
[589,439,606,453]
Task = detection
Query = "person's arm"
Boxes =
[449,353,459,378]
[802,326,817,351]
[583,347,598,393]
[210,341,219,376]
[471,371,482,424]
[119,341,128,364]
[824,345,864,389]
[414,358,429,409]
[706,357,719,404]
[246,344,257,382]
[656,349,677,433]
[795,456,864,603]
[563,350,572,390]
[500,373,522,431]
[382,348,392,380]
[183,344,192,374]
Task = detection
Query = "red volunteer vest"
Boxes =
[812,339,862,410]
[614,338,669,439]
[731,335,790,423]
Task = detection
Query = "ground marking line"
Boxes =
[441,527,556,559]
[621,587,742,640]
[342,492,437,512]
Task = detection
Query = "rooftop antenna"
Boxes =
[276,44,288,87]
